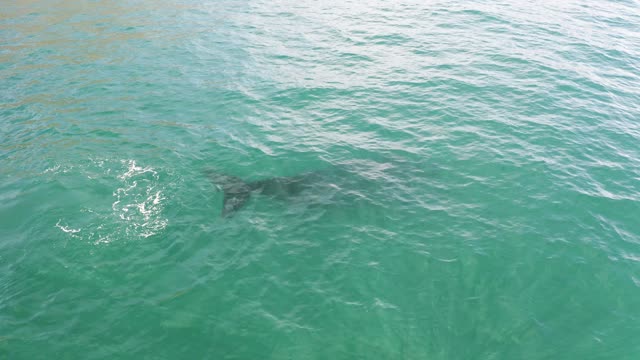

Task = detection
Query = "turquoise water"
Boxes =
[2,0,640,358]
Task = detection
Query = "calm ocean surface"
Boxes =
[2,0,640,358]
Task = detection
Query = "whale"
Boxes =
[206,170,324,217]
[205,160,416,217]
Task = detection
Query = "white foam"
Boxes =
[55,219,81,236]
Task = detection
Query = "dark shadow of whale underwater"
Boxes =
[206,169,332,217]
[206,161,436,217]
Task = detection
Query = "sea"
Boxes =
[2,0,640,358]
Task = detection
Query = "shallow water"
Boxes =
[2,0,640,358]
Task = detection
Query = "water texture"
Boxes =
[2,0,640,358]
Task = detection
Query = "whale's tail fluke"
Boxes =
[206,171,252,217]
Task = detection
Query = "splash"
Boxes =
[108,160,168,241]
[54,159,168,244]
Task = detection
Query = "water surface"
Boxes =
[2,0,640,358]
